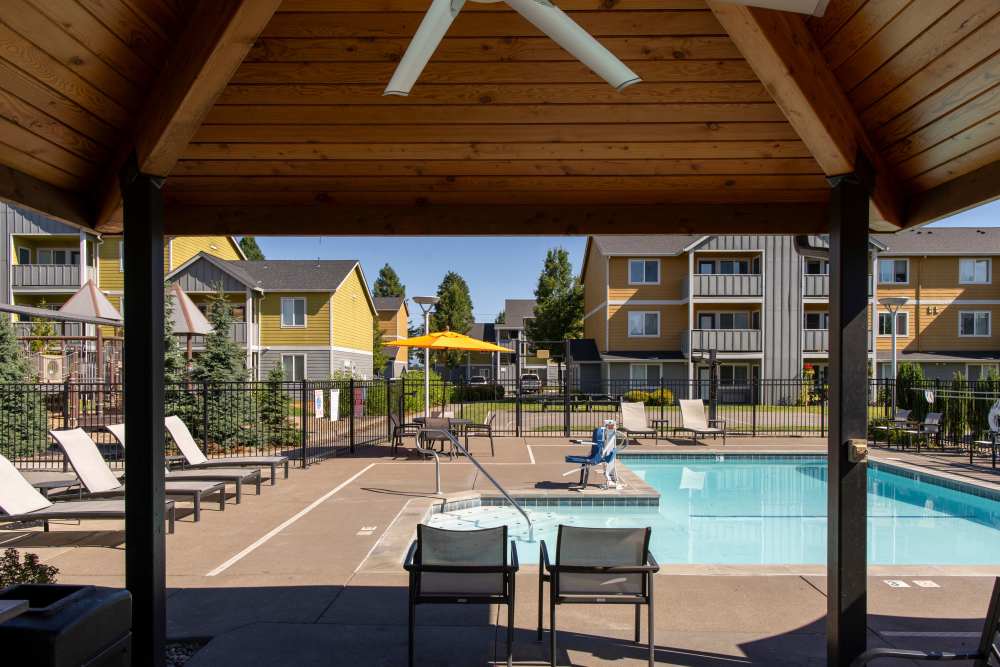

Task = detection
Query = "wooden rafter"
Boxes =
[0,164,92,229]
[95,0,283,232]
[906,159,1000,228]
[708,1,904,227]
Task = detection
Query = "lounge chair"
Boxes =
[462,411,496,456]
[619,402,657,445]
[872,409,911,446]
[851,576,1000,666]
[0,454,175,533]
[50,428,225,522]
[165,415,289,484]
[538,525,659,667]
[404,525,518,667]
[390,413,421,457]
[677,399,726,445]
[106,424,262,503]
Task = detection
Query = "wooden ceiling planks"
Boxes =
[172,0,828,212]
[810,0,1000,198]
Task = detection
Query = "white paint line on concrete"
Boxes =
[206,463,376,577]
[884,579,910,588]
[912,579,939,588]
[526,445,536,465]
[354,501,411,574]
[881,631,980,638]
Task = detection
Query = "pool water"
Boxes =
[426,457,1000,565]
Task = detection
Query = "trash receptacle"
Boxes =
[0,584,131,667]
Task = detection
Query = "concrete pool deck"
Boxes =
[4,436,999,665]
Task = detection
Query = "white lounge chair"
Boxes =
[619,401,658,445]
[165,416,289,484]
[0,453,175,533]
[107,424,262,503]
[50,428,225,522]
[677,399,726,446]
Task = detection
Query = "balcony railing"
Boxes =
[189,321,248,347]
[687,273,762,298]
[12,264,82,289]
[683,329,762,355]
[14,321,85,338]
[802,274,873,298]
[802,328,828,352]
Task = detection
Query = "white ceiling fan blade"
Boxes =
[505,0,640,91]
[384,0,466,96]
[718,0,829,16]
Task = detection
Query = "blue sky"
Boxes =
[255,199,1000,325]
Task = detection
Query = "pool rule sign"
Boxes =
[313,390,324,419]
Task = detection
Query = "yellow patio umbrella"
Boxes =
[385,330,513,418]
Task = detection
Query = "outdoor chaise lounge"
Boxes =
[165,415,289,484]
[677,399,727,446]
[106,424,262,503]
[0,453,175,533]
[538,525,659,667]
[50,428,226,522]
[850,576,1000,666]
[404,524,518,667]
[619,401,659,445]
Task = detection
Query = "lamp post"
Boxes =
[879,296,907,417]
[413,295,439,419]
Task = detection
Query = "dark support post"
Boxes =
[827,162,872,667]
[349,377,356,453]
[708,349,718,421]
[121,154,166,667]
[300,381,308,466]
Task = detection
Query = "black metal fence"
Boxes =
[3,376,998,472]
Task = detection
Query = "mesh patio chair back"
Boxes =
[556,525,650,595]
[894,409,911,422]
[50,428,123,494]
[416,524,507,596]
[485,412,496,427]
[0,454,52,515]
[924,412,942,428]
[165,416,209,465]
[620,402,649,431]
[432,411,455,419]
[679,399,709,430]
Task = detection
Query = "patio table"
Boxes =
[650,418,670,442]
[413,417,471,454]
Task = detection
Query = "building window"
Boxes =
[878,311,908,337]
[627,311,659,337]
[718,312,750,329]
[804,259,828,275]
[629,363,661,387]
[959,258,991,284]
[697,260,715,275]
[804,312,829,329]
[878,258,908,284]
[281,297,306,327]
[719,364,749,385]
[17,247,30,264]
[628,259,659,285]
[967,364,999,381]
[281,354,306,381]
[37,249,75,265]
[959,311,991,337]
[718,259,751,275]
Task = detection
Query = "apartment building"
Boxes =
[579,230,1000,386]
[374,296,409,377]
[166,253,375,380]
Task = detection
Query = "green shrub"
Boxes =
[451,384,505,402]
[896,362,928,421]
[0,548,58,586]
[622,390,649,403]
[622,388,673,406]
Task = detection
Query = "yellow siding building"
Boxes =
[374,296,409,377]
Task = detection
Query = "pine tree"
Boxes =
[28,299,58,354]
[259,366,296,445]
[191,289,252,450]
[525,248,584,353]
[430,271,473,372]
[239,237,265,260]
[373,263,405,297]
[372,322,390,377]
[0,316,48,457]
[494,310,505,324]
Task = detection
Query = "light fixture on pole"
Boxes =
[412,296,440,419]
[384,0,640,97]
[879,296,907,418]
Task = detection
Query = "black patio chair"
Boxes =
[462,411,496,456]
[390,413,421,457]
[404,524,518,667]
[538,525,659,667]
[900,412,942,452]
[851,576,1000,666]
[418,416,456,457]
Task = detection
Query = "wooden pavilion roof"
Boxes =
[0,0,997,235]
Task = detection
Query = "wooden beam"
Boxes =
[906,159,1000,228]
[0,164,92,229]
[707,2,904,226]
[94,0,282,231]
[163,202,829,236]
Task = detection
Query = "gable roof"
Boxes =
[592,235,705,256]
[373,296,406,314]
[230,259,358,291]
[501,299,536,329]
[468,322,496,343]
[873,228,1000,256]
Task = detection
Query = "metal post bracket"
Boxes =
[847,439,868,463]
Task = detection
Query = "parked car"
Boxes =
[520,373,542,394]
[469,375,488,386]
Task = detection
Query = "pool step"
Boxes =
[427,506,559,541]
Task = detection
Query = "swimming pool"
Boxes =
[427,456,1000,565]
